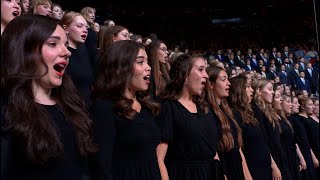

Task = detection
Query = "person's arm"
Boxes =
[270,155,282,180]
[310,148,319,168]
[156,143,169,180]
[295,144,307,170]
[89,100,115,180]
[239,148,253,180]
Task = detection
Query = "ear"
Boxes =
[112,35,117,42]
[257,88,262,96]
[184,77,188,85]
[62,25,67,30]
[209,82,214,90]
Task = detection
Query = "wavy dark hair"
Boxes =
[1,15,97,164]
[93,40,159,119]
[205,66,243,151]
[161,54,209,113]
[228,76,258,126]
[145,39,170,97]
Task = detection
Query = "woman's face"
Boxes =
[21,0,29,13]
[51,5,62,20]
[92,22,100,32]
[128,49,151,92]
[282,97,292,115]
[1,0,21,27]
[34,2,51,16]
[284,86,291,95]
[260,82,274,103]
[34,25,71,90]
[291,97,300,114]
[84,10,95,24]
[273,90,283,111]
[157,43,169,64]
[211,70,231,100]
[304,99,314,115]
[313,100,319,115]
[65,16,88,45]
[246,79,254,103]
[113,29,130,42]
[186,58,208,96]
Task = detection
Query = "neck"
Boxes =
[32,80,55,105]
[310,114,319,122]
[215,96,222,105]
[68,40,78,49]
[1,23,6,35]
[299,111,308,118]
[179,86,194,103]
[124,88,136,101]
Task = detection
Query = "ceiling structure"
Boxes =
[59,0,318,49]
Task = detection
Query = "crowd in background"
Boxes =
[1,0,319,180]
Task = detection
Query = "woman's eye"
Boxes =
[48,42,57,47]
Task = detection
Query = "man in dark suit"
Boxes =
[215,49,225,62]
[278,64,289,85]
[304,62,318,94]
[296,71,311,94]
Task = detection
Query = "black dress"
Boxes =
[216,111,244,180]
[234,110,271,180]
[290,114,317,180]
[89,99,161,180]
[253,104,291,180]
[279,117,301,180]
[67,45,95,109]
[306,117,319,160]
[159,100,219,180]
[2,105,85,180]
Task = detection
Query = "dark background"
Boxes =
[56,0,319,50]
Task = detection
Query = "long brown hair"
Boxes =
[206,66,243,151]
[161,54,208,113]
[93,40,159,119]
[1,15,97,163]
[228,76,258,126]
[146,39,170,97]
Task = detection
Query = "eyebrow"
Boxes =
[48,36,61,40]
[136,55,145,59]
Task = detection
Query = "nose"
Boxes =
[146,63,151,71]
[14,1,20,8]
[62,46,71,58]
[203,71,209,78]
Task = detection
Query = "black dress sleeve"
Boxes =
[89,99,115,180]
[158,100,174,143]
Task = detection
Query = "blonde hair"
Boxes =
[60,11,83,27]
[30,0,52,14]
[252,79,280,129]
[80,7,95,24]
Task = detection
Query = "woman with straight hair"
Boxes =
[290,96,319,179]
[206,66,251,180]
[228,75,271,180]
[273,91,302,179]
[252,79,288,180]
[90,40,161,180]
[145,39,170,101]
[157,54,221,180]
[1,14,97,180]
[60,11,95,109]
